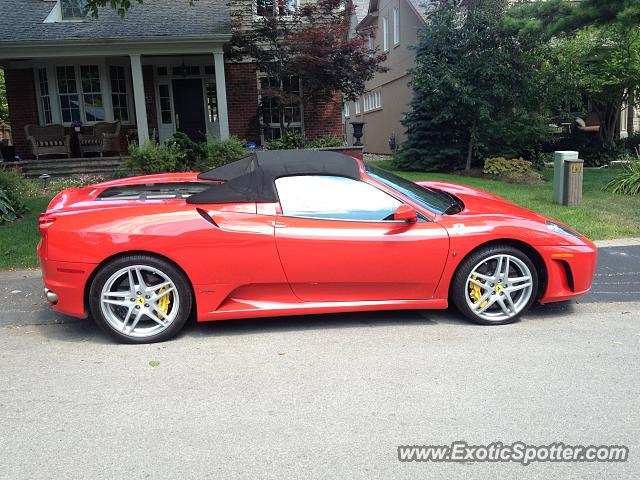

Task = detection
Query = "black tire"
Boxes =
[89,254,193,344]
[451,245,538,326]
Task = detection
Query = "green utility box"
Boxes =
[553,151,583,206]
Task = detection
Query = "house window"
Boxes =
[37,68,53,124]
[393,7,400,45]
[382,16,389,51]
[368,35,374,50]
[61,0,89,20]
[259,74,303,140]
[110,66,129,123]
[56,66,81,123]
[206,82,218,123]
[158,85,173,124]
[355,97,361,115]
[256,0,299,17]
[344,101,350,119]
[80,65,105,122]
[364,91,382,112]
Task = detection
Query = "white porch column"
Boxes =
[213,50,230,139]
[129,53,149,144]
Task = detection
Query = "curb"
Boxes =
[595,238,640,248]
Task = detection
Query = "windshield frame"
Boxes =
[364,163,461,216]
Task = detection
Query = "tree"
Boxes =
[396,0,549,172]
[547,26,640,145]
[228,0,386,136]
[506,1,640,146]
[505,0,640,39]
[0,69,8,122]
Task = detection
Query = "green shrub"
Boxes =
[169,132,208,170]
[0,188,27,225]
[125,140,185,174]
[603,157,640,195]
[543,131,625,167]
[267,132,305,150]
[0,168,29,195]
[483,157,543,184]
[203,137,248,170]
[305,136,344,149]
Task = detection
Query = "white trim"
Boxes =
[213,51,230,139]
[382,16,389,52]
[393,7,400,46]
[130,54,149,144]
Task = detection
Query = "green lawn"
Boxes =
[0,196,51,270]
[376,161,640,240]
[0,166,638,270]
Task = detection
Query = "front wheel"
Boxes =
[89,255,192,343]
[451,245,538,325]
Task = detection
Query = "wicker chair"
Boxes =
[24,124,71,160]
[78,121,122,157]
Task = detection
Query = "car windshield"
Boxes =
[365,163,461,215]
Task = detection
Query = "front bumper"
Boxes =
[537,244,598,304]
[40,257,96,319]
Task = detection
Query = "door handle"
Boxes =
[175,113,180,129]
[270,221,288,228]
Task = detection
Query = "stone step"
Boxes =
[20,156,127,178]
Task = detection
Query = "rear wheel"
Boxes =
[89,255,192,343]
[451,245,538,325]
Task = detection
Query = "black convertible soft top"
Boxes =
[187,150,361,204]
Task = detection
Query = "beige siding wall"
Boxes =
[345,0,424,154]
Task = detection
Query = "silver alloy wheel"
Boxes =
[100,265,180,338]
[464,254,533,322]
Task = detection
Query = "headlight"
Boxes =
[546,221,581,237]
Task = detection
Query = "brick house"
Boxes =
[0,0,343,160]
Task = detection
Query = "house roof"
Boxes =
[0,0,231,44]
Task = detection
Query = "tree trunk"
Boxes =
[465,120,477,171]
[594,101,621,146]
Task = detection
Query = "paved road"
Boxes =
[0,245,639,479]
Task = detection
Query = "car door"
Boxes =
[273,175,450,303]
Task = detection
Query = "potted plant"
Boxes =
[71,120,82,133]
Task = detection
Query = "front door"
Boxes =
[273,175,450,302]
[172,79,206,141]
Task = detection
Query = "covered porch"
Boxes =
[1,37,231,160]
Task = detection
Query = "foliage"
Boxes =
[396,0,551,172]
[0,168,29,195]
[202,137,248,169]
[0,68,8,122]
[603,156,640,195]
[482,156,543,184]
[170,132,208,170]
[267,132,306,150]
[504,0,640,39]
[543,131,627,167]
[304,136,344,149]
[0,188,27,224]
[228,0,386,135]
[266,133,344,150]
[125,140,185,174]
[546,26,640,146]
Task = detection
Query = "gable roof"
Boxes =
[0,0,231,44]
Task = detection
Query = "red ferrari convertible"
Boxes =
[38,151,597,343]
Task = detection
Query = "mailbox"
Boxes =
[553,151,583,206]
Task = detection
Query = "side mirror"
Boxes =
[393,204,417,223]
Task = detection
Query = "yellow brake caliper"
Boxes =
[156,286,172,318]
[469,275,488,308]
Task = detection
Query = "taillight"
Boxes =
[39,214,56,232]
